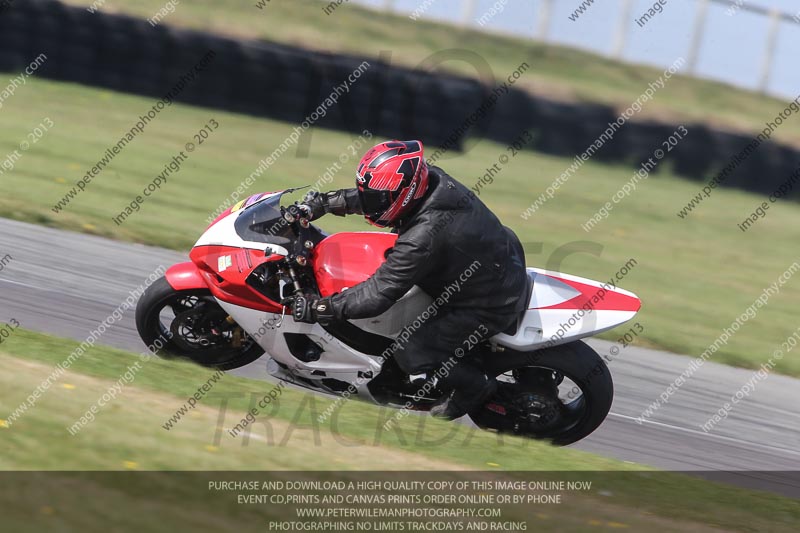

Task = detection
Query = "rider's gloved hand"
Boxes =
[296,203,314,220]
[284,203,307,222]
[283,295,335,325]
[300,191,326,220]
[312,297,335,326]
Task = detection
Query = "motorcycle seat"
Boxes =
[502,271,535,336]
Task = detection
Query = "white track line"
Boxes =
[609,412,800,459]
[0,278,38,289]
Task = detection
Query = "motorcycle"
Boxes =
[135,189,641,445]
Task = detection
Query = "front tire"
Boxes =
[470,340,613,446]
[135,276,265,370]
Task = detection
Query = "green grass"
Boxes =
[61,0,800,146]
[1,329,799,532]
[1,77,799,377]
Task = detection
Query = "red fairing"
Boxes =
[186,245,284,313]
[311,232,398,297]
[536,275,642,313]
[165,262,208,291]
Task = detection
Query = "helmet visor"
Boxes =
[358,188,393,222]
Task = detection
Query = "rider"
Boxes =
[290,140,528,419]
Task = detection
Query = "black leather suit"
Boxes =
[316,165,528,385]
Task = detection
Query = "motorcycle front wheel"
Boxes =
[135,276,265,370]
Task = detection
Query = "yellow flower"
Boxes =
[123,461,139,470]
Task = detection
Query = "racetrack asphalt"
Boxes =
[1,217,798,497]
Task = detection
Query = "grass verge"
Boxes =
[0,329,798,532]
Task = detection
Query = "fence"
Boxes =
[374,0,800,97]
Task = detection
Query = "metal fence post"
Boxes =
[537,0,553,42]
[613,0,635,59]
[758,9,781,94]
[461,0,477,28]
[687,0,710,74]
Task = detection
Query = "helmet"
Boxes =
[355,140,430,227]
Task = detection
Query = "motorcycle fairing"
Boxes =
[180,189,641,380]
[492,268,641,349]
[311,231,398,297]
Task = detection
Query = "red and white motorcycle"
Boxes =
[136,189,641,445]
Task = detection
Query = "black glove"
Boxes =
[312,297,335,326]
[300,191,326,221]
[283,295,335,325]
[284,203,310,223]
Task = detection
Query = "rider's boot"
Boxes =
[429,361,497,421]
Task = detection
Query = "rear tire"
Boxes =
[470,340,613,446]
[135,276,265,370]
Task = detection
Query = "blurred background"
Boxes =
[361,0,800,98]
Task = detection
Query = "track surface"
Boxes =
[1,218,798,496]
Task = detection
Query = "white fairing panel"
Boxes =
[348,286,434,338]
[492,268,640,350]
[216,299,382,391]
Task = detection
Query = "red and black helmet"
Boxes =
[355,140,430,227]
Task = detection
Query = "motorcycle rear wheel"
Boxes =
[469,340,613,446]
